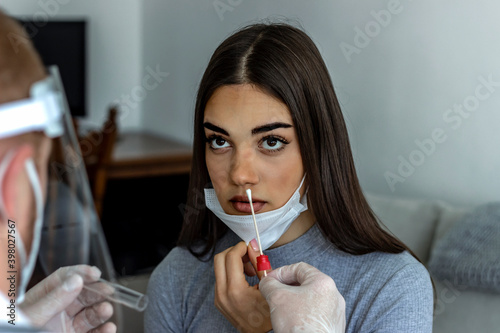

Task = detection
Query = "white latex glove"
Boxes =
[20,265,116,333]
[259,262,346,333]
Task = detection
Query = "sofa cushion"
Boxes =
[428,202,500,293]
[364,192,439,263]
[432,277,500,333]
[117,273,150,333]
[431,200,471,250]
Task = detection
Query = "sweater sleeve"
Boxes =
[144,250,184,333]
[357,262,434,333]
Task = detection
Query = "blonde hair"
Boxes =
[0,10,49,162]
[0,10,46,104]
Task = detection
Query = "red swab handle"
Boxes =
[257,255,271,271]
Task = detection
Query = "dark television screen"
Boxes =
[16,20,87,117]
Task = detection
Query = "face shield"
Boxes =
[0,66,137,314]
[38,66,116,280]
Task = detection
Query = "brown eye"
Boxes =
[261,136,287,151]
[215,137,226,146]
[266,138,278,147]
[207,136,230,149]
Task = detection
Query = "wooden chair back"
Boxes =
[75,106,119,218]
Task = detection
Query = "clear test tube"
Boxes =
[83,278,148,312]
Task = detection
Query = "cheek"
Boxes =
[267,145,303,178]
[205,150,228,188]
[267,158,303,190]
[261,149,304,203]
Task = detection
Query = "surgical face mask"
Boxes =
[0,154,43,303]
[17,159,44,303]
[204,176,308,250]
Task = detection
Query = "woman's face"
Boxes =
[204,84,305,215]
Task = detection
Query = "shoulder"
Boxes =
[340,250,432,300]
[334,248,429,280]
[340,251,434,333]
[367,250,431,288]
[368,251,433,302]
[307,228,431,292]
[369,253,434,332]
[370,250,426,271]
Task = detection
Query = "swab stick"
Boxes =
[246,189,270,277]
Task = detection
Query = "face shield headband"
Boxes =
[0,66,116,288]
[0,71,63,139]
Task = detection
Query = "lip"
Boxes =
[230,195,266,214]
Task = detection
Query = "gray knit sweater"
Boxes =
[145,224,433,332]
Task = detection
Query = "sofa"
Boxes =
[117,192,500,333]
[365,192,500,333]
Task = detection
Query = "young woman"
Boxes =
[145,23,434,333]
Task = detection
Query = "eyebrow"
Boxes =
[203,121,293,136]
[252,122,293,134]
[203,122,229,136]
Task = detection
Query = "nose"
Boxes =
[229,148,259,187]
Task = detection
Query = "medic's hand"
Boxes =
[259,262,346,333]
[214,241,272,333]
[20,265,116,333]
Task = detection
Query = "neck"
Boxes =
[269,210,315,249]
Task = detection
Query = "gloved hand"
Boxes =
[259,262,346,333]
[20,265,116,333]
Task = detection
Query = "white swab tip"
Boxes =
[245,188,252,201]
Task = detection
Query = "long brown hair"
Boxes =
[178,22,409,260]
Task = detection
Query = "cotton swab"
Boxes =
[246,189,270,277]
[246,189,264,255]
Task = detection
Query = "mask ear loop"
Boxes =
[0,149,17,217]
[16,158,44,304]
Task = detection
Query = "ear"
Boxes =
[1,145,35,220]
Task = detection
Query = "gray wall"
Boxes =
[3,1,499,206]
[142,0,500,206]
